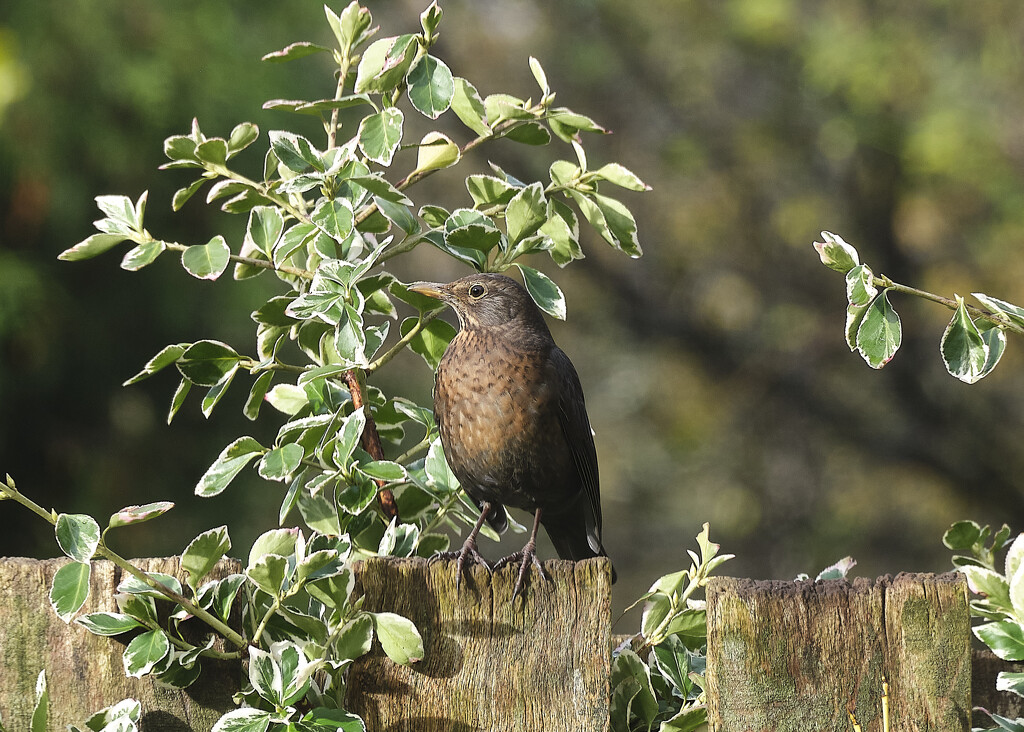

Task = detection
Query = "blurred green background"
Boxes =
[2,0,1023,618]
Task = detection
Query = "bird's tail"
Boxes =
[542,512,617,584]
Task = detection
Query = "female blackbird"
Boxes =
[409,273,614,598]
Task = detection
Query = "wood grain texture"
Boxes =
[345,556,613,732]
[705,573,971,732]
[0,557,240,730]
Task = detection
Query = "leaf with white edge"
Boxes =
[123,630,171,678]
[593,163,649,191]
[609,649,658,731]
[976,620,1024,662]
[401,317,456,371]
[408,54,454,119]
[973,292,1024,329]
[978,321,1008,380]
[244,371,273,421]
[515,265,566,320]
[212,708,272,732]
[124,344,186,385]
[541,198,582,267]
[80,698,142,732]
[261,41,331,63]
[30,669,47,732]
[997,671,1024,699]
[269,130,323,174]
[58,233,128,261]
[529,56,550,95]
[195,436,264,497]
[300,708,366,732]
[312,198,355,242]
[249,528,300,567]
[1007,535,1024,582]
[591,192,642,257]
[355,34,418,94]
[815,231,861,273]
[413,131,460,174]
[265,383,309,416]
[201,369,236,418]
[960,565,1012,611]
[55,513,101,563]
[941,296,989,384]
[181,235,231,280]
[121,239,166,271]
[76,611,143,636]
[335,407,367,468]
[451,77,490,136]
[847,264,880,307]
[117,571,183,598]
[168,378,191,424]
[258,443,305,481]
[50,561,91,622]
[181,525,231,592]
[506,183,547,245]
[371,611,424,665]
[176,340,241,387]
[856,290,901,369]
[359,460,408,482]
[358,108,404,165]
[245,206,284,258]
[247,554,289,597]
[378,519,419,558]
[467,175,517,207]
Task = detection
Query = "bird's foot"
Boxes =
[430,538,491,590]
[494,542,549,601]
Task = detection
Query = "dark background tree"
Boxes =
[2,0,1021,613]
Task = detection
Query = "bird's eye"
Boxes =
[468,283,486,299]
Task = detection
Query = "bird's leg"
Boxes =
[430,501,494,589]
[494,508,549,600]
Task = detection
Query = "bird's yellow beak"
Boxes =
[407,282,446,299]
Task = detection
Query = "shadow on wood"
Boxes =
[346,556,613,732]
[706,572,971,732]
[0,557,240,729]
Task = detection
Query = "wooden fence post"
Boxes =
[0,557,240,730]
[346,556,613,732]
[705,572,971,732]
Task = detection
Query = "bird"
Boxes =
[408,273,614,599]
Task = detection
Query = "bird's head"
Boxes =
[408,273,547,331]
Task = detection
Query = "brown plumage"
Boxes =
[409,273,614,598]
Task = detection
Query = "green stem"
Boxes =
[327,49,353,150]
[366,311,439,373]
[875,274,1024,336]
[418,491,464,538]
[159,240,314,280]
[252,595,282,646]
[0,478,249,650]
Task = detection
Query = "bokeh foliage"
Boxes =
[4,0,1024,613]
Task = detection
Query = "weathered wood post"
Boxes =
[0,557,240,729]
[346,556,613,732]
[705,573,971,732]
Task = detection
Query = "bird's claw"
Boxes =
[431,539,492,590]
[495,543,548,600]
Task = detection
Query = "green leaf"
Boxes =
[249,528,299,567]
[413,131,461,174]
[408,54,454,119]
[401,317,456,371]
[201,370,236,417]
[541,198,583,267]
[108,501,174,529]
[593,162,649,191]
[944,520,983,551]
[378,519,418,557]
[484,93,533,124]
[227,122,259,155]
[50,561,91,622]
[976,619,1024,661]
[123,343,186,385]
[258,443,305,481]
[244,371,273,421]
[973,292,1024,329]
[505,183,547,245]
[176,340,241,387]
[269,130,323,174]
[172,178,207,210]
[997,671,1024,699]
[451,77,490,136]
[856,290,901,369]
[261,41,331,63]
[548,108,608,142]
[121,239,166,271]
[58,233,127,261]
[529,56,550,95]
[978,322,1008,380]
[467,175,517,207]
[359,460,408,482]
[609,649,658,730]
[941,296,989,383]
[335,407,367,467]
[355,34,418,94]
[502,121,551,145]
[358,108,405,166]
[181,525,231,592]
[312,198,355,243]
[815,231,860,273]
[515,265,566,320]
[195,436,264,497]
[123,629,171,678]
[845,264,877,307]
[265,383,309,415]
[245,206,284,258]
[371,611,424,665]
[75,611,143,637]
[195,138,228,165]
[300,708,366,731]
[55,513,101,563]
[31,670,47,732]
[181,235,231,280]
[168,378,191,424]
[247,553,289,597]
[211,708,272,732]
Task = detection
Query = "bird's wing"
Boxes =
[551,346,602,553]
